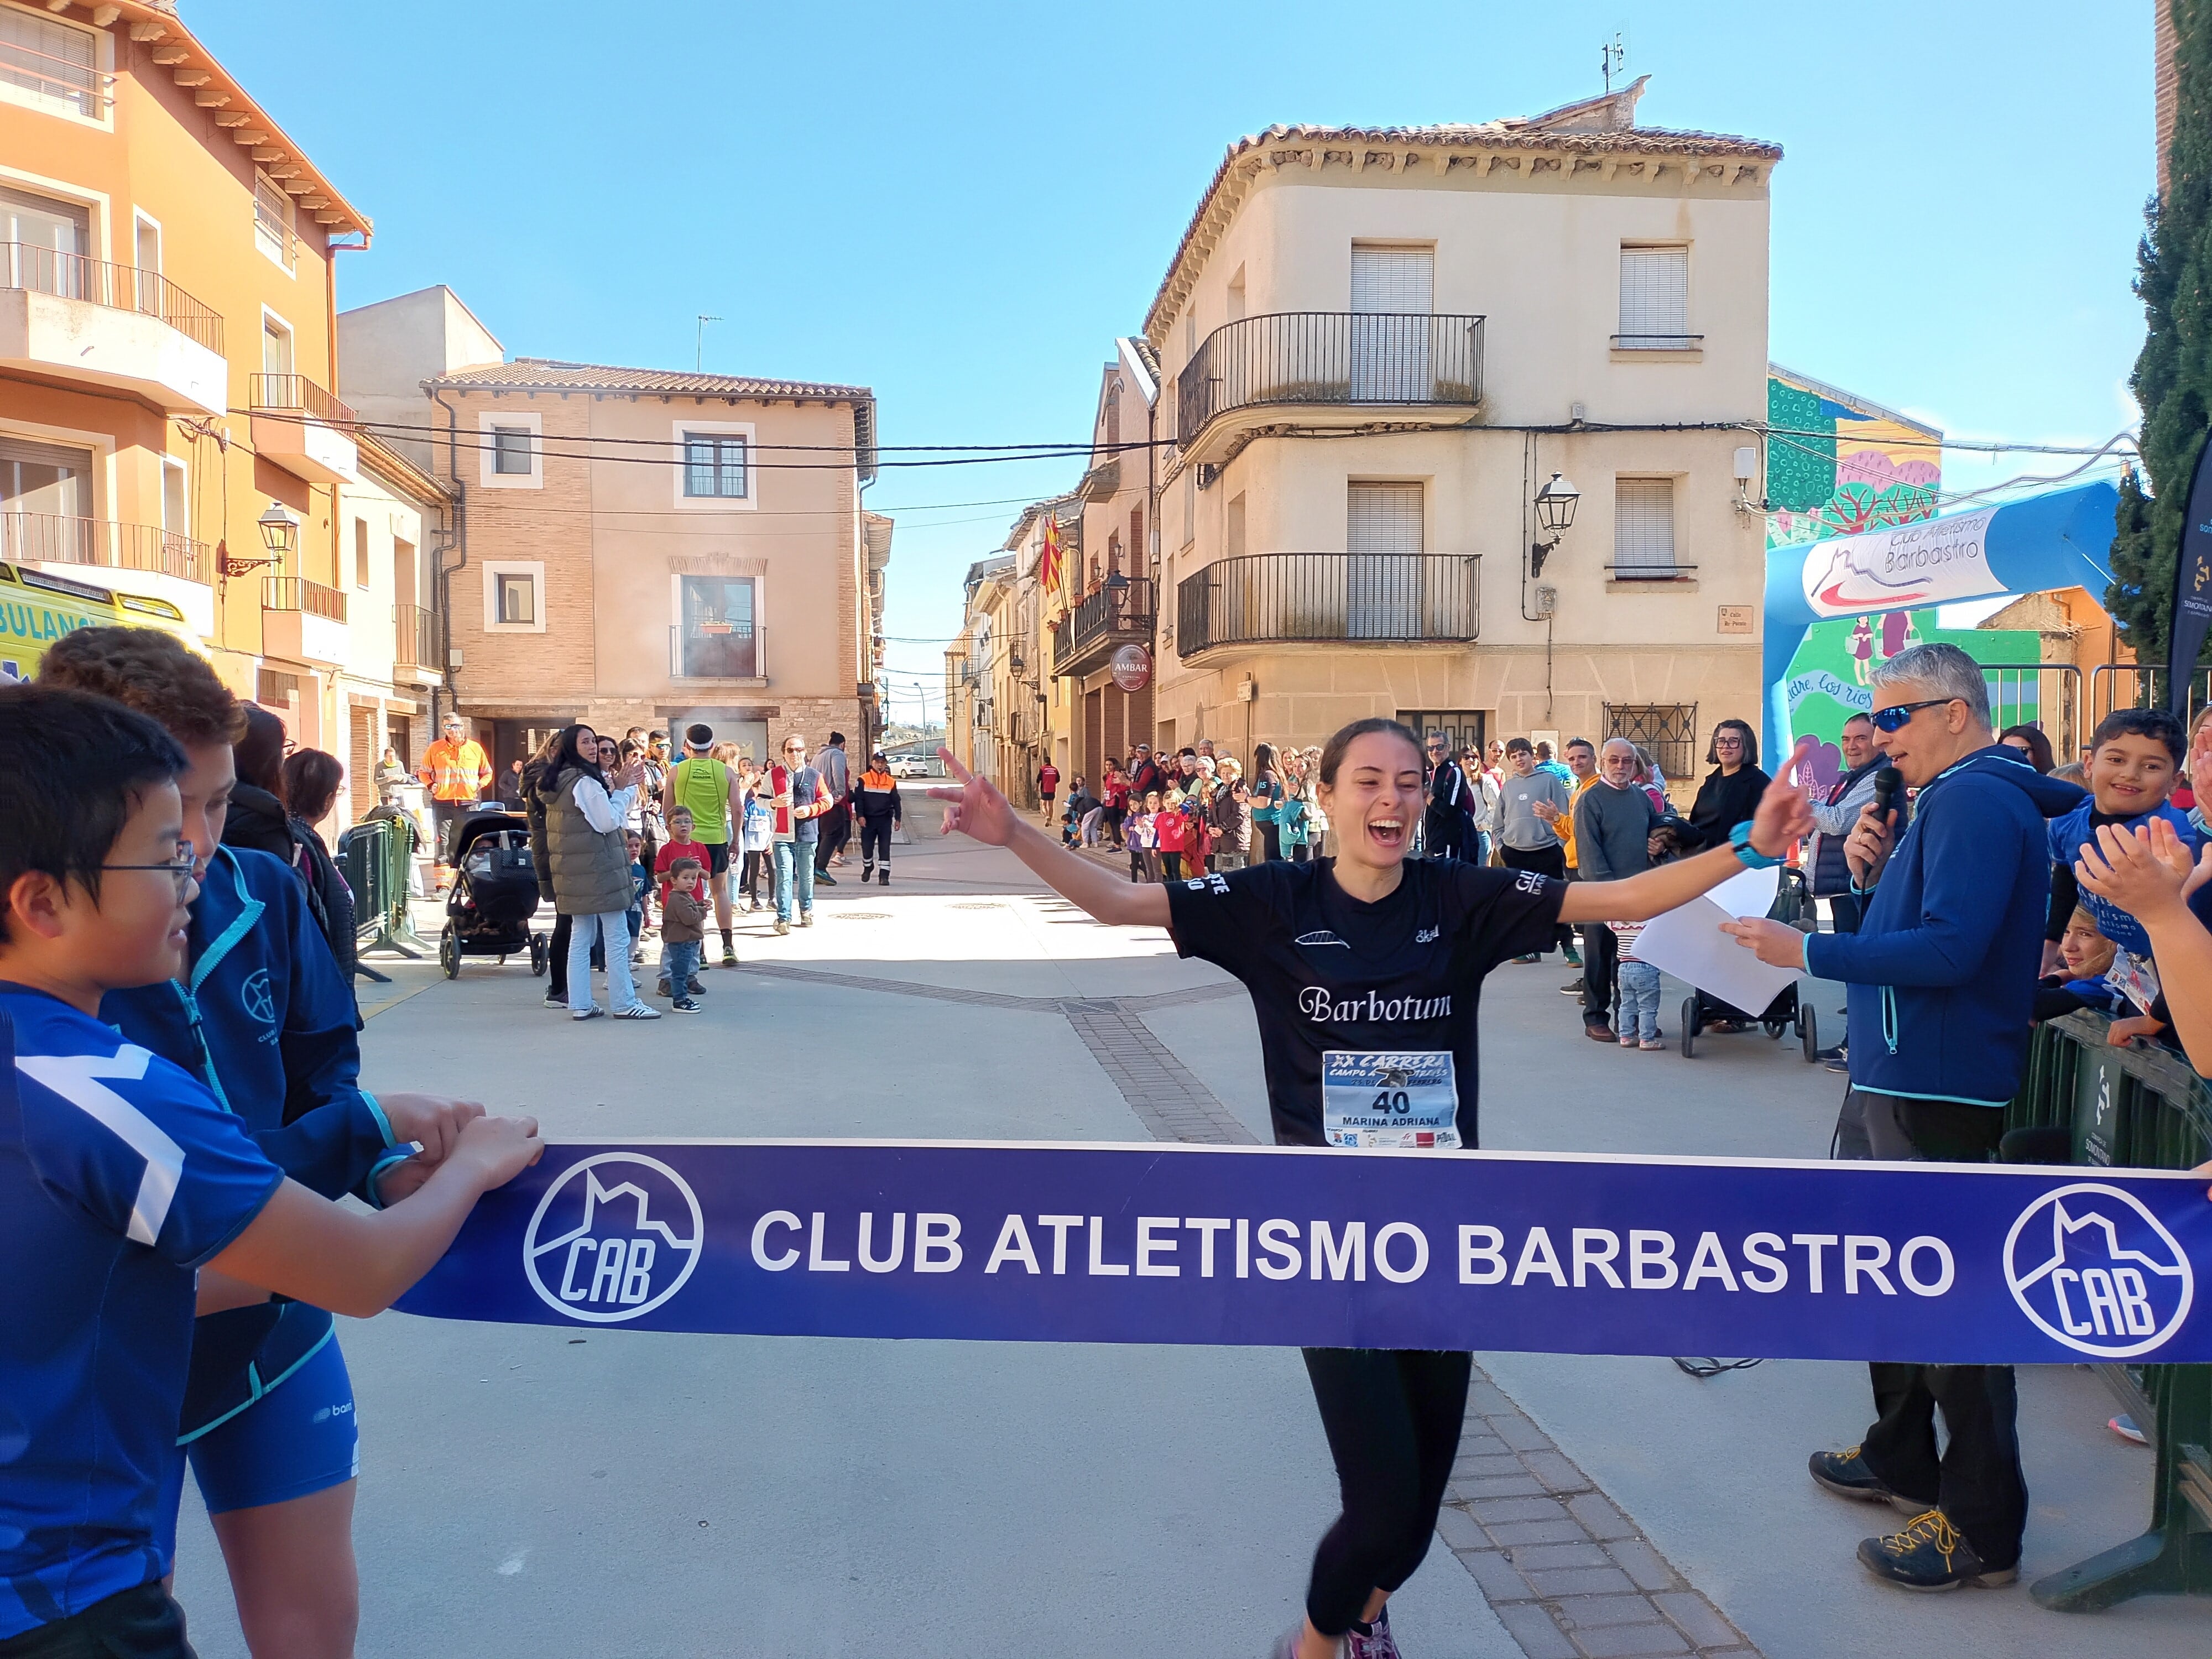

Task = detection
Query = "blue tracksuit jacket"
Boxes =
[1804,747,2086,1105]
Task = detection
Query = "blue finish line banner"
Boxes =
[395,1140,2210,1365]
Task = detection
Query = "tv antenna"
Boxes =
[1601,33,1626,93]
[695,314,722,371]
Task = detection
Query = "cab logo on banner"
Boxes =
[2003,1182,2193,1360]
[522,1153,705,1324]
[393,1141,2212,1365]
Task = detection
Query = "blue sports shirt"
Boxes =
[0,984,284,1638]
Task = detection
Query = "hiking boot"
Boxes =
[862,863,874,881]
[655,980,672,999]
[1809,1445,1911,1508]
[687,977,705,995]
[1858,1510,2017,1590]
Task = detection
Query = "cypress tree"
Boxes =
[2110,0,2212,665]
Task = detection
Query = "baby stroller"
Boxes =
[438,811,545,979]
[1678,865,1820,1061]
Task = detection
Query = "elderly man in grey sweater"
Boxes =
[1572,738,1665,1036]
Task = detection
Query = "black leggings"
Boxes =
[740,849,765,904]
[1301,1347,1472,1637]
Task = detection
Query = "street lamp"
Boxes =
[222,499,300,578]
[1530,472,1579,578]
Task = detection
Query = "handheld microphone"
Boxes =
[1872,765,1902,817]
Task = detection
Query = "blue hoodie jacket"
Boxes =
[2045,796,2201,957]
[1804,747,2086,1105]
[101,846,404,1438]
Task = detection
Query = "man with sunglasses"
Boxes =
[1723,642,2085,1593]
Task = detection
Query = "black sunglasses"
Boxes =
[1870,698,1958,734]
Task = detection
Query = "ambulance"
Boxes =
[0,560,201,683]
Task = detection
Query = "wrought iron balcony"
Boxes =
[1175,554,1479,659]
[263,576,347,622]
[261,577,348,668]
[1176,312,1484,453]
[0,244,222,353]
[394,602,437,670]
[1051,576,1154,679]
[1,511,208,585]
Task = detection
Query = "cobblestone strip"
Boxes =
[1054,1000,1258,1145]
[1437,1374,1762,1658]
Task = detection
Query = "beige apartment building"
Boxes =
[1145,80,1781,761]
[338,286,888,776]
[0,0,436,813]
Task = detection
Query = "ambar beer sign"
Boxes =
[1110,644,1151,693]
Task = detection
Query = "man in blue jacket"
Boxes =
[1725,643,2086,1593]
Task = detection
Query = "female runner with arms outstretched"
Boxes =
[935,717,1813,1659]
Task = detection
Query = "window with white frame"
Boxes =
[477,411,541,489]
[1616,246,1691,349]
[683,431,747,499]
[669,419,753,509]
[0,6,104,121]
[253,171,295,272]
[482,561,546,632]
[1613,478,1679,578]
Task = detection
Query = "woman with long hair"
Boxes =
[932,720,1811,1659]
[537,725,660,1019]
[1997,723,2056,775]
[1251,740,1286,861]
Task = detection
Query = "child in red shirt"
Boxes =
[654,806,710,908]
[1155,788,1190,881]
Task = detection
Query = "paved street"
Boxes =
[173,821,2200,1658]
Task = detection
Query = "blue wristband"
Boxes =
[1729,820,1782,869]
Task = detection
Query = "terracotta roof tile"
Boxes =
[431,358,871,401]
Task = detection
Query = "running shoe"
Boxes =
[613,1004,662,1020]
[1809,1445,1909,1507]
[1558,980,1585,996]
[2110,1414,2148,1445]
[775,919,790,936]
[721,945,738,968]
[801,910,815,928]
[672,998,701,1014]
[817,872,839,886]
[1640,1036,1666,1051]
[544,991,566,1010]
[570,1007,604,1022]
[1268,1625,1338,1659]
[1857,1509,2016,1590]
[1346,1605,1401,1659]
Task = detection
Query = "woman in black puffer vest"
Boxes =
[536,724,660,1021]
[223,703,357,990]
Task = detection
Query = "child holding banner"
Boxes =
[935,718,1813,1659]
[0,685,542,1658]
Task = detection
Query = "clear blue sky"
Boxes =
[190,0,2153,725]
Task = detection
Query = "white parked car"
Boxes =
[889,754,931,778]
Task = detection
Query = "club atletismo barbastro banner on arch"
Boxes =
[395,1141,2209,1366]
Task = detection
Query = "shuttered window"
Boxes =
[1618,247,1690,346]
[1351,246,1434,314]
[1613,479,1677,576]
[0,9,100,117]
[1348,482,1424,552]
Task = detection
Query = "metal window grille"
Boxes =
[1603,703,1698,787]
[1618,247,1688,344]
[1613,478,1677,573]
[1398,710,1486,758]
[492,426,533,475]
[683,433,747,499]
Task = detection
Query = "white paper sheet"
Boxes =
[1630,865,1799,1017]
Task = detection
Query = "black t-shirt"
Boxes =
[1166,857,1566,1150]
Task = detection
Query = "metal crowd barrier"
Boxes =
[2005,1011,2211,1609]
[337,814,429,975]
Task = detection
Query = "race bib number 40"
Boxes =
[1322,1050,1460,1150]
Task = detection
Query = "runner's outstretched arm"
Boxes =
[932,748,1168,928]
[1560,737,1815,925]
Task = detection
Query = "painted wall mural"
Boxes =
[1766,368,2039,790]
